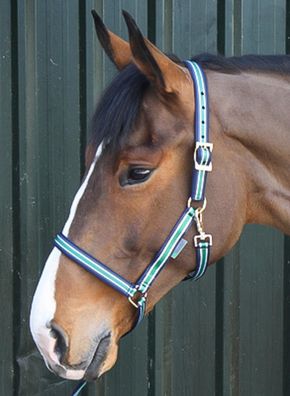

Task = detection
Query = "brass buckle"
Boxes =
[128,296,139,309]
[128,286,147,309]
[194,142,213,172]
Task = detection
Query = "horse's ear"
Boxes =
[122,10,187,93]
[91,10,132,70]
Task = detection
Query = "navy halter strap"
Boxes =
[54,61,213,396]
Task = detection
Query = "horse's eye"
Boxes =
[127,167,152,185]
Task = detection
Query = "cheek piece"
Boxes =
[54,61,213,395]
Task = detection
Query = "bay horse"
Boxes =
[30,10,290,383]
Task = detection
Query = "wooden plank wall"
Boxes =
[0,1,14,395]
[0,0,289,395]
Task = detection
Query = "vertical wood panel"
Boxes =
[156,0,173,52]
[0,1,14,394]
[16,1,82,394]
[225,0,286,55]
[239,226,284,395]
[171,0,218,58]
[171,272,217,396]
[241,0,286,54]
[222,248,241,396]
[225,0,242,55]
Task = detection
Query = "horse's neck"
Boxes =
[209,70,290,235]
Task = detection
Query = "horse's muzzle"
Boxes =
[50,323,112,380]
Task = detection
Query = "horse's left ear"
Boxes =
[122,11,187,94]
[92,10,132,70]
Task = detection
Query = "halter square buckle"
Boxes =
[194,142,213,172]
[194,233,213,247]
[128,286,147,309]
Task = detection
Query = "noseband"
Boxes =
[54,61,213,330]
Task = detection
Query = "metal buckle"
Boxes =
[194,142,213,172]
[128,296,139,309]
[194,233,213,247]
[128,286,147,309]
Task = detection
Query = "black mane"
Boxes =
[191,53,290,75]
[91,54,290,150]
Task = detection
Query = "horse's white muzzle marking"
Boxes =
[29,247,85,380]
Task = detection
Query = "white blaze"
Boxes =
[30,144,103,378]
[62,143,103,237]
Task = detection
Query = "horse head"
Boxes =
[30,11,247,381]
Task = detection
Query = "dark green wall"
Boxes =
[0,1,289,395]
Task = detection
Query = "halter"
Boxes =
[55,60,212,395]
[55,61,212,327]
[55,62,213,394]
[55,60,212,330]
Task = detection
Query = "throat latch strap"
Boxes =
[183,60,213,280]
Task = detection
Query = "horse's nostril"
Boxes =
[50,322,68,362]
